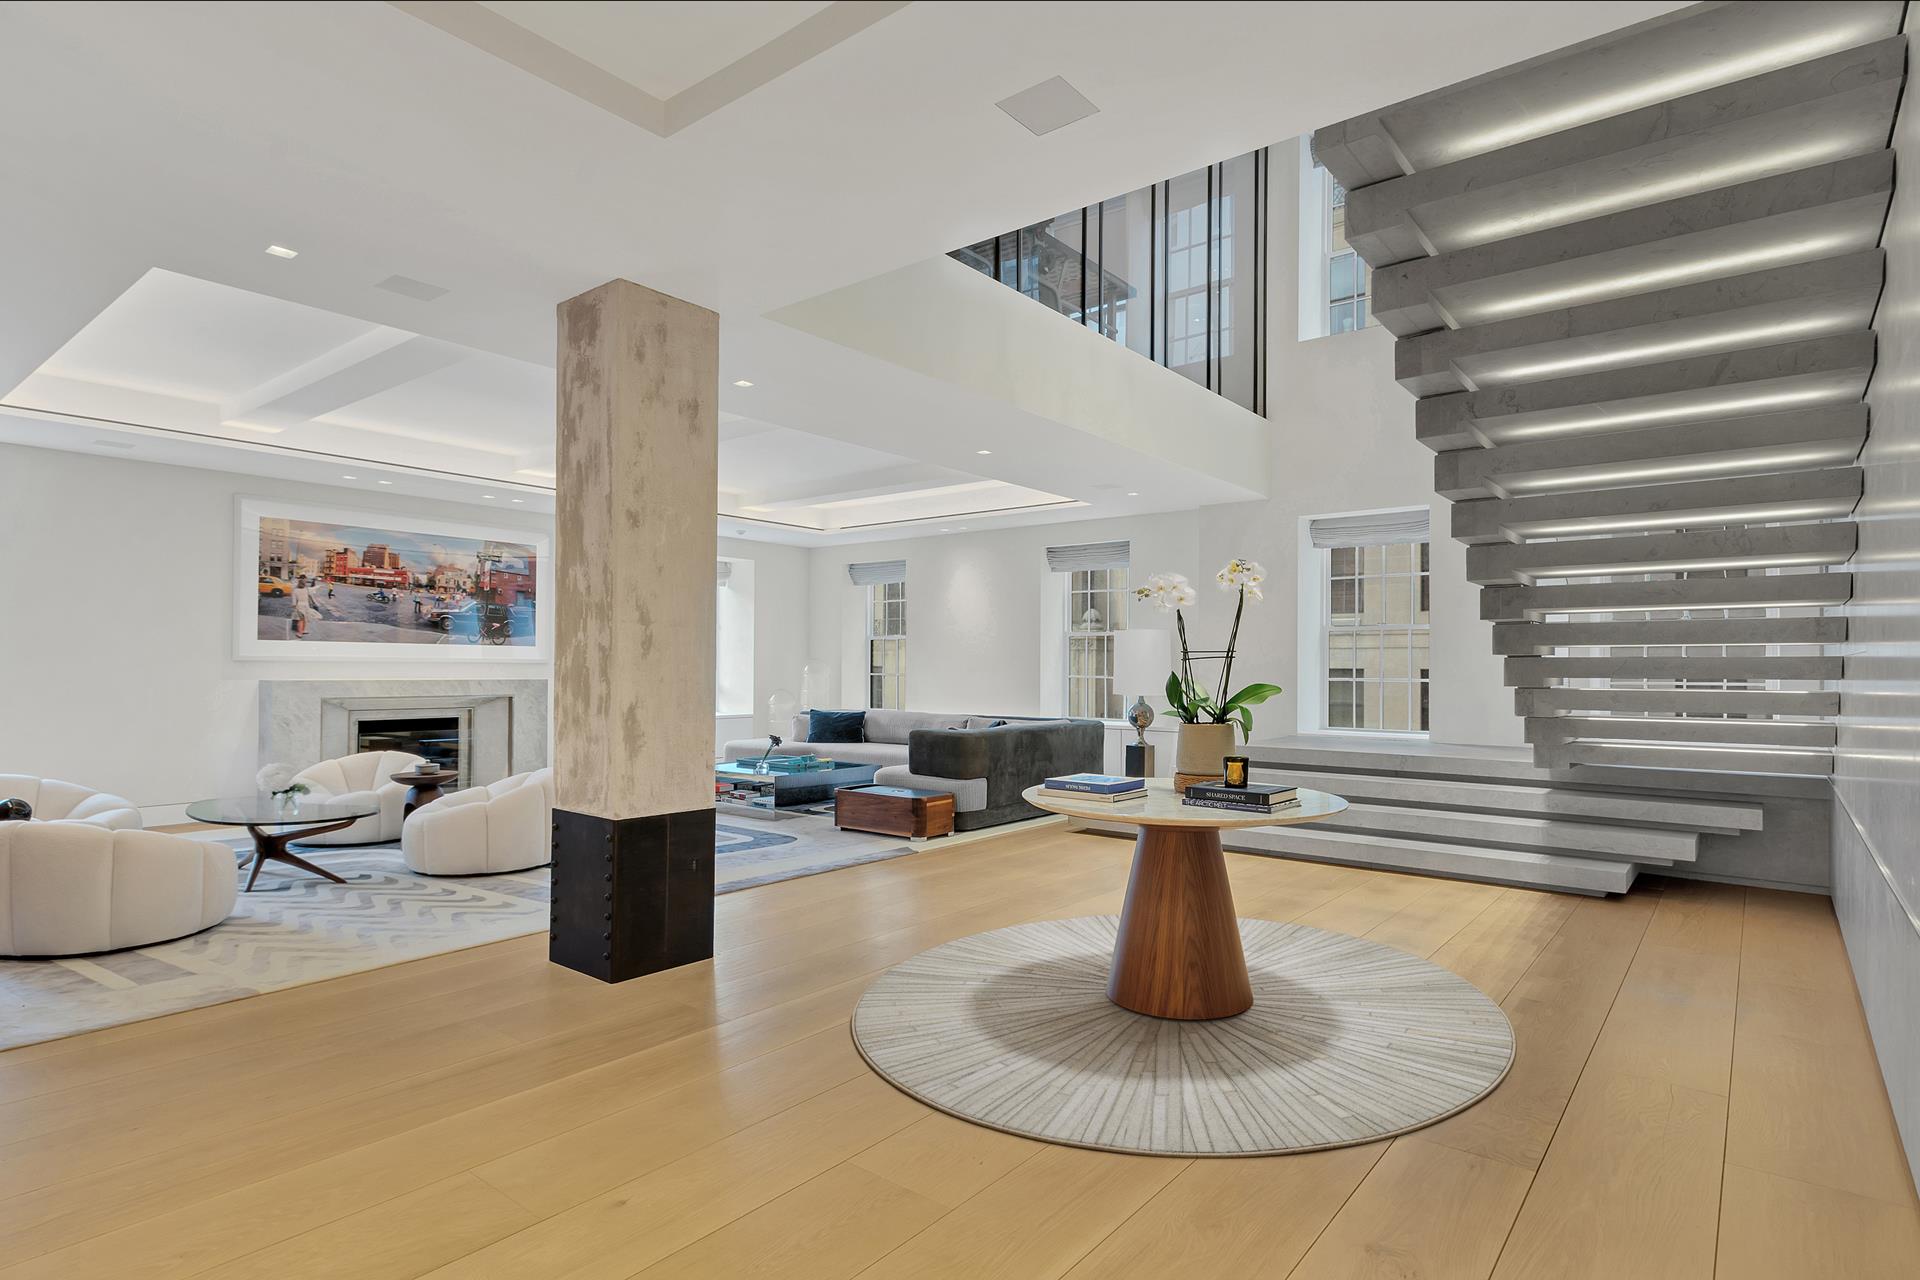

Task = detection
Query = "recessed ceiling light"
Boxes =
[482,494,495,499]
[1127,491,1139,496]
[976,449,992,455]
[510,497,524,503]
[939,527,951,532]
[341,474,357,480]
[265,244,299,259]
[376,479,394,485]
[732,379,754,388]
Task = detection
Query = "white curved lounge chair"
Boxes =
[401,768,553,876]
[286,751,426,845]
[0,775,235,955]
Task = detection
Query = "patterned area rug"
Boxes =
[0,808,926,1050]
[852,916,1515,1157]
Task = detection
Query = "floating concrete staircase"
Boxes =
[1236,738,1820,896]
[1071,737,1828,895]
[1311,0,1904,776]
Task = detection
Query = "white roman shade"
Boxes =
[1045,540,1130,572]
[716,560,733,584]
[1308,508,1430,549]
[846,559,907,586]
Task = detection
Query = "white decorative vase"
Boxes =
[1173,721,1237,787]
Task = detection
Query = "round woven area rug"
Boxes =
[851,915,1514,1157]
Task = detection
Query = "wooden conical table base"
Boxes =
[1108,825,1253,1019]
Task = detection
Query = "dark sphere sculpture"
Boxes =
[0,798,32,822]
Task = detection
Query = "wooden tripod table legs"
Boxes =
[1107,824,1254,1020]
[240,819,359,891]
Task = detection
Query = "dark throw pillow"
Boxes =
[807,709,867,743]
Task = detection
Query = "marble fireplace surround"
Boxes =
[259,679,548,787]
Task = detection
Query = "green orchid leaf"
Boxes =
[1235,705,1255,740]
[1221,682,1284,711]
[1164,670,1190,719]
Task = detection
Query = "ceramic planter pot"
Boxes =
[1173,721,1237,785]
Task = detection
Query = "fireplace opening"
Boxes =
[356,715,462,781]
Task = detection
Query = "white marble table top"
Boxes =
[1023,778,1347,829]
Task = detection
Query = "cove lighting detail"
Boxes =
[1459,141,1854,244]
[1483,315,1849,382]
[1494,387,1838,441]
[1478,236,1852,318]
[1444,26,1883,159]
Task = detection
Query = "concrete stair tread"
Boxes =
[1468,522,1856,585]
[1371,152,1893,336]
[1314,3,1905,187]
[1526,715,1838,749]
[1344,39,1904,266]
[1419,333,1875,450]
[1481,572,1854,619]
[1504,653,1843,684]
[1224,826,1636,896]
[1547,742,1835,776]
[1320,800,1694,863]
[1434,403,1867,498]
[1517,686,1842,718]
[1250,765,1761,832]
[1492,615,1847,652]
[1452,468,1864,544]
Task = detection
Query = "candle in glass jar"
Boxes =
[1222,755,1249,788]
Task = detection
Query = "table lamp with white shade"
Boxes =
[1112,629,1174,778]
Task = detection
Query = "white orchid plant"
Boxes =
[255,763,309,799]
[1134,558,1282,740]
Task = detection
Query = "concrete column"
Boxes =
[551,279,718,983]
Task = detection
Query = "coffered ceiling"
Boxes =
[0,1,1685,545]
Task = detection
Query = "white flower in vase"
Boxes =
[254,763,309,798]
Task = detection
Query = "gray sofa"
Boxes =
[721,709,1103,831]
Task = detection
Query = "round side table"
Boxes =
[393,768,460,816]
[1023,779,1348,1020]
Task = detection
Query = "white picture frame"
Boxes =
[234,496,552,663]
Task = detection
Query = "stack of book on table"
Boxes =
[1038,773,1147,803]
[1182,781,1299,814]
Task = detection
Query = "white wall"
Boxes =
[801,137,1519,750]
[0,443,551,813]
[0,443,812,813]
[1833,3,1920,1184]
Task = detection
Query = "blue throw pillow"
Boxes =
[807,709,867,743]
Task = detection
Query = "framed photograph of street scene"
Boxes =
[233,497,551,662]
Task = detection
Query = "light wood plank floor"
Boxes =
[1,828,1915,1279]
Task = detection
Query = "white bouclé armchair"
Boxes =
[0,775,236,955]
[287,751,426,845]
[401,768,553,875]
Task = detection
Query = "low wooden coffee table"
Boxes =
[1023,779,1347,1020]
[835,785,955,840]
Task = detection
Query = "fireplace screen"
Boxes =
[355,716,462,783]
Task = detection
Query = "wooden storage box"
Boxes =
[833,785,955,839]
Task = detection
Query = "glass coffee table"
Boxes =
[185,794,379,892]
[715,757,880,812]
